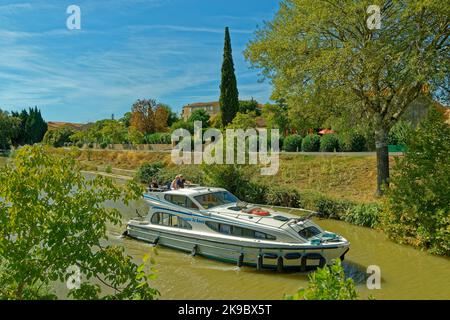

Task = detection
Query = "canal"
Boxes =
[103,197,450,300]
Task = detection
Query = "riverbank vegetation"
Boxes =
[285,260,358,300]
[0,146,159,299]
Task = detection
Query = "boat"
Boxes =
[125,186,350,271]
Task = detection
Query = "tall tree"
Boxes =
[220,27,240,127]
[130,99,156,134]
[245,0,449,195]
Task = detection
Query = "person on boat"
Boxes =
[149,179,159,190]
[171,175,181,190]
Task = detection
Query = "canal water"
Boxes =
[105,198,450,300]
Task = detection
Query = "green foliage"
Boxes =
[188,109,210,127]
[100,142,108,149]
[0,109,20,150]
[202,164,248,197]
[43,127,75,148]
[320,134,340,152]
[261,99,290,133]
[382,109,450,256]
[137,162,165,183]
[316,198,355,220]
[339,131,367,152]
[283,135,303,152]
[265,186,302,208]
[388,120,414,146]
[145,133,172,144]
[301,134,320,152]
[10,107,47,146]
[239,99,260,116]
[171,120,194,134]
[220,27,239,127]
[343,203,380,228]
[285,260,358,300]
[226,111,257,130]
[0,145,159,299]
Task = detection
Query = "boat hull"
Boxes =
[126,224,350,271]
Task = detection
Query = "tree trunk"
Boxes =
[374,125,390,196]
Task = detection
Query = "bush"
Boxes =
[343,203,380,228]
[285,259,358,300]
[301,134,321,152]
[388,120,413,146]
[283,135,303,152]
[265,186,302,208]
[145,133,172,144]
[339,132,367,152]
[76,142,84,148]
[382,109,450,256]
[320,134,340,152]
[137,162,165,183]
[105,165,112,174]
[238,182,268,204]
[42,127,75,148]
[316,198,355,220]
[100,142,108,149]
[87,143,94,149]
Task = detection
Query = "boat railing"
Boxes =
[255,204,318,217]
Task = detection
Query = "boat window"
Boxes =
[205,221,276,241]
[151,212,192,230]
[194,191,239,209]
[298,226,322,239]
[165,194,199,210]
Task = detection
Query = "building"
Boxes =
[182,101,221,120]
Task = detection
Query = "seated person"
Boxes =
[171,175,181,190]
[149,179,159,189]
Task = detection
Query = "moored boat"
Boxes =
[125,186,350,271]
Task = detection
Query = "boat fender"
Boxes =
[276,257,284,273]
[191,244,198,257]
[284,253,302,260]
[122,230,129,237]
[257,254,263,270]
[263,253,278,260]
[237,253,244,268]
[153,236,160,246]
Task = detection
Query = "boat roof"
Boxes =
[163,186,228,197]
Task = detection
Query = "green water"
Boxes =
[103,199,450,300]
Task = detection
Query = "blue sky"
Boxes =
[0,0,279,122]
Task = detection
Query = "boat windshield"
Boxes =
[194,191,239,209]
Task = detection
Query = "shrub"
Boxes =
[105,165,112,174]
[100,142,108,149]
[202,164,249,196]
[283,135,303,152]
[301,134,321,152]
[145,133,172,144]
[343,203,381,228]
[265,186,302,208]
[339,132,367,152]
[76,142,84,148]
[388,120,413,146]
[320,134,340,152]
[87,143,94,149]
[382,109,450,256]
[285,259,358,300]
[42,127,75,148]
[316,198,355,220]
[238,182,268,204]
[137,162,165,183]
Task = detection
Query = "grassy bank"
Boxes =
[49,148,395,203]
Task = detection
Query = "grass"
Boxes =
[49,148,395,203]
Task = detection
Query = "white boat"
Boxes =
[125,187,350,271]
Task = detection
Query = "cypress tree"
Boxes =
[219,27,239,127]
